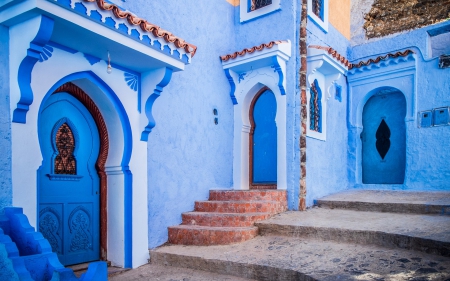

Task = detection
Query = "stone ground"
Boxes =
[109,263,255,281]
[109,190,450,280]
[150,235,450,281]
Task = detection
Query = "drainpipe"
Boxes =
[299,0,307,211]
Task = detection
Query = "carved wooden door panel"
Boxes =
[362,91,406,184]
[38,92,100,266]
[250,89,277,189]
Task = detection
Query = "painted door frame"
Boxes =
[361,90,407,184]
[49,82,109,261]
[249,86,277,189]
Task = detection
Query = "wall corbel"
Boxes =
[140,67,173,141]
[13,15,55,124]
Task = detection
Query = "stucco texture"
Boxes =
[306,19,352,206]
[117,0,302,248]
[118,1,237,248]
[350,21,450,190]
[0,25,12,214]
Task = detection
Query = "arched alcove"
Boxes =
[361,88,407,184]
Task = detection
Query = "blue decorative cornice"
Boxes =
[83,53,101,65]
[50,0,194,64]
[224,69,237,105]
[221,40,291,105]
[124,73,138,92]
[13,15,55,124]
[271,56,285,95]
[141,68,173,141]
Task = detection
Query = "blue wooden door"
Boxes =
[362,91,406,184]
[38,93,100,266]
[251,90,277,186]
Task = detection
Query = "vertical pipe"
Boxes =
[299,0,308,211]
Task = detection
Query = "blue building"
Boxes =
[0,0,449,270]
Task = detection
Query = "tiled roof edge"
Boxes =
[220,40,288,62]
[308,45,351,69]
[84,0,197,57]
[350,50,415,70]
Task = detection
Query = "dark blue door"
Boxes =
[251,89,277,186]
[362,91,406,184]
[38,93,100,265]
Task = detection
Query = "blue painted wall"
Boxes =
[120,1,236,248]
[117,0,303,247]
[305,21,352,206]
[232,1,301,210]
[0,25,12,214]
[350,21,450,191]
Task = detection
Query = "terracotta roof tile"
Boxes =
[220,40,288,62]
[308,45,351,69]
[84,0,197,57]
[350,50,414,70]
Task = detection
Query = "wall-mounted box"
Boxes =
[433,107,450,126]
[418,110,433,128]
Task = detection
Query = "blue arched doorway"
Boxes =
[362,89,406,184]
[37,81,111,266]
[249,87,277,189]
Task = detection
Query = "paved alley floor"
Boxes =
[109,263,255,281]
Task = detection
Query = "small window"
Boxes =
[309,79,322,132]
[312,0,323,20]
[250,0,273,11]
[240,0,281,23]
[308,0,329,32]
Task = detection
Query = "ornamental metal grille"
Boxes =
[312,0,323,20]
[54,123,77,175]
[251,0,272,11]
[309,80,322,132]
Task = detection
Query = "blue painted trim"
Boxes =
[124,73,138,91]
[104,17,116,28]
[118,23,128,34]
[130,29,140,40]
[47,0,190,64]
[90,10,102,22]
[335,84,342,102]
[137,73,142,113]
[37,71,133,267]
[48,41,78,54]
[427,24,450,37]
[84,53,101,65]
[124,168,132,268]
[38,45,53,62]
[13,15,55,124]
[74,2,87,15]
[224,69,237,105]
[238,72,246,83]
[271,57,286,95]
[141,68,173,141]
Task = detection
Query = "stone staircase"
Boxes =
[152,190,450,280]
[168,190,287,245]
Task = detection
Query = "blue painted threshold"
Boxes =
[0,207,107,281]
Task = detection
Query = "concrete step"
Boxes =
[209,190,287,202]
[316,190,450,215]
[168,225,258,246]
[256,209,450,257]
[194,200,287,214]
[182,212,272,227]
[150,235,450,281]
